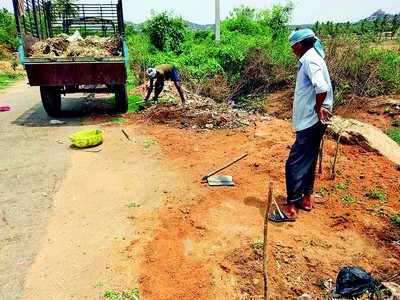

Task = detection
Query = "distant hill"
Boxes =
[186,22,213,31]
[364,9,398,21]
[125,21,213,32]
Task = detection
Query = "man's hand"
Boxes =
[317,106,333,125]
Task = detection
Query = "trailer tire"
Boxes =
[40,86,61,117]
[115,84,128,113]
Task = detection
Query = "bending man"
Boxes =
[145,64,185,105]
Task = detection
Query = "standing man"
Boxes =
[272,29,333,222]
[145,64,186,105]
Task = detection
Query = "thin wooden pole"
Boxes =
[330,135,341,180]
[318,136,325,174]
[263,181,274,300]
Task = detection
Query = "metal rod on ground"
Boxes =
[330,134,342,180]
[202,153,248,181]
[318,136,325,174]
[263,181,274,300]
[121,129,131,141]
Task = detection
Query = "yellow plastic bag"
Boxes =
[70,129,103,148]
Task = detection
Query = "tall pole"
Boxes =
[215,0,221,42]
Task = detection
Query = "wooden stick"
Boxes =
[330,134,341,180]
[387,270,400,282]
[121,129,131,141]
[318,136,325,174]
[263,181,274,300]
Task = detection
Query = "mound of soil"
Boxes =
[139,82,255,130]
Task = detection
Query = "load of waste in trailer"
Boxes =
[29,31,122,58]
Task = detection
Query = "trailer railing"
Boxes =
[12,0,124,39]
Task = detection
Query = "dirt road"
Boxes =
[0,81,82,299]
[1,81,399,299]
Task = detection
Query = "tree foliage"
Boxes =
[0,9,17,49]
[54,0,78,17]
[143,12,188,53]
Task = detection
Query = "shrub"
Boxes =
[0,9,17,50]
[365,188,386,203]
[326,36,400,104]
[342,195,357,204]
[390,213,400,227]
[388,128,400,144]
[143,12,188,53]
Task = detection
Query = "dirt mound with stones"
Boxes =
[139,82,256,130]
[30,33,121,58]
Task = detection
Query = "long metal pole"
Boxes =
[215,0,220,42]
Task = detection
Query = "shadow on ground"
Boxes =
[13,94,121,127]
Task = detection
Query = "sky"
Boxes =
[1,0,400,25]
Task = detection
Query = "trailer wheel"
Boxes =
[115,84,128,113]
[40,86,61,117]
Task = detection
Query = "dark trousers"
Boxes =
[286,121,326,204]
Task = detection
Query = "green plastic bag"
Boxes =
[70,129,103,148]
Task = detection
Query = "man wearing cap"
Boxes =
[145,64,186,105]
[272,29,333,222]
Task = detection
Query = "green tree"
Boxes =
[392,14,400,37]
[224,5,261,35]
[54,0,77,16]
[143,12,188,53]
[0,8,17,49]
[263,1,294,39]
[313,21,320,35]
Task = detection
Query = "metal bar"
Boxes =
[100,6,104,36]
[44,1,53,37]
[12,0,22,34]
[31,0,40,38]
[117,0,124,36]
[82,4,87,36]
[63,87,111,94]
[22,15,27,33]
[26,2,34,36]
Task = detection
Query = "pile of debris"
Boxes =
[30,31,121,58]
[139,82,254,130]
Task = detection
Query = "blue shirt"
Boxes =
[293,48,333,132]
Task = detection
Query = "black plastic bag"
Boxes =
[335,267,381,297]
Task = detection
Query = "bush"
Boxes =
[388,128,400,144]
[0,9,17,50]
[390,213,400,227]
[326,36,400,104]
[143,12,188,53]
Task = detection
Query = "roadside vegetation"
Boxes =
[126,3,400,109]
[0,2,399,101]
[0,9,23,88]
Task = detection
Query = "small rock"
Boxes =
[298,293,312,300]
[179,208,190,214]
[239,119,250,126]
[205,123,214,129]
[367,109,378,115]
[50,119,66,125]
[260,116,273,122]
[382,282,400,299]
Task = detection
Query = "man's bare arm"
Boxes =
[144,79,154,101]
